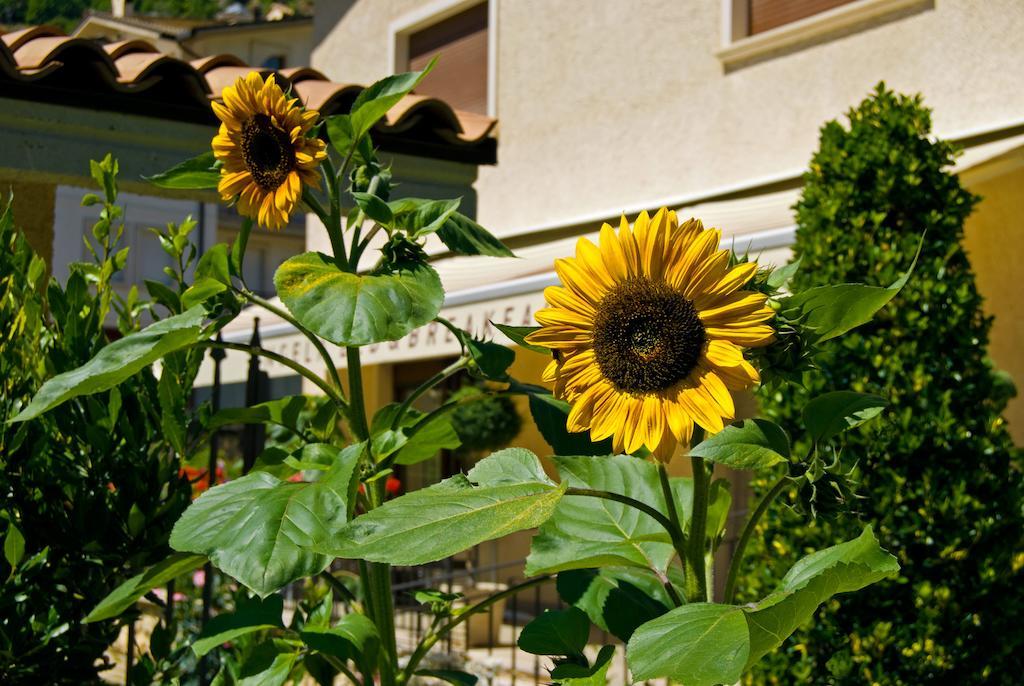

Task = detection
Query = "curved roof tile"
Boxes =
[1,25,496,164]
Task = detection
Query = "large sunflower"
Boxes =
[526,209,774,461]
[212,72,327,230]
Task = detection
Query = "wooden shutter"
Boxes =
[407,2,488,114]
[749,0,859,35]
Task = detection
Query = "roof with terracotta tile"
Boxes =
[0,25,497,164]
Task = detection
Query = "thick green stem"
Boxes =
[723,474,788,604]
[345,347,371,443]
[686,455,711,602]
[361,477,397,686]
[346,345,396,684]
[302,188,346,266]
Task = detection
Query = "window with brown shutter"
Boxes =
[406,2,489,115]
[748,0,859,35]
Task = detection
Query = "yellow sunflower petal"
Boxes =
[575,238,617,291]
[533,209,774,459]
[704,339,746,367]
[705,323,775,347]
[666,402,695,444]
[525,325,592,349]
[544,285,595,317]
[650,433,677,463]
[209,71,324,230]
[703,261,759,298]
[598,223,630,281]
[713,359,761,390]
[684,249,730,300]
[696,291,771,325]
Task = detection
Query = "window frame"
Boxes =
[717,0,932,67]
[389,0,497,117]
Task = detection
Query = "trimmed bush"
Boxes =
[0,189,194,683]
[742,84,1024,684]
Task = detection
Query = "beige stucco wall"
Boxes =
[313,0,1024,238]
[188,23,312,67]
[3,180,55,267]
[963,160,1024,443]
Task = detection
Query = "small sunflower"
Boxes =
[211,72,327,230]
[527,209,774,461]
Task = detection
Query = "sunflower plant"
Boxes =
[16,65,916,686]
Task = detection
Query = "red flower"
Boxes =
[180,465,225,498]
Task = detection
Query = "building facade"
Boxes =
[300,0,1024,444]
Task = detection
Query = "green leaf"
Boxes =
[237,641,298,686]
[550,645,615,685]
[627,603,749,686]
[526,455,674,576]
[689,419,790,469]
[284,443,351,472]
[783,248,916,343]
[86,553,206,622]
[196,243,232,286]
[231,219,254,279]
[625,527,898,682]
[436,212,515,258]
[493,323,548,354]
[349,58,436,142]
[324,114,373,164]
[4,523,25,570]
[208,396,309,434]
[766,257,801,290]
[466,337,515,380]
[394,413,461,465]
[743,526,899,666]
[517,607,590,657]
[388,197,461,237]
[304,590,334,632]
[316,449,564,565]
[12,306,206,422]
[370,403,461,466]
[557,568,669,642]
[275,251,443,346]
[301,613,379,668]
[193,595,284,657]
[352,191,394,225]
[802,391,887,442]
[170,452,358,597]
[415,670,478,686]
[466,447,554,486]
[525,388,613,457]
[182,278,227,310]
[145,278,181,311]
[145,151,220,190]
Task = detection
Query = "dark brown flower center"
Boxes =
[241,114,295,190]
[592,278,706,394]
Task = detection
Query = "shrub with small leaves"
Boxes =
[742,84,1024,685]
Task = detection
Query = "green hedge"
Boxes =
[742,84,1024,684]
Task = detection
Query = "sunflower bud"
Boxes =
[382,233,427,266]
[350,162,393,201]
[792,455,862,520]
